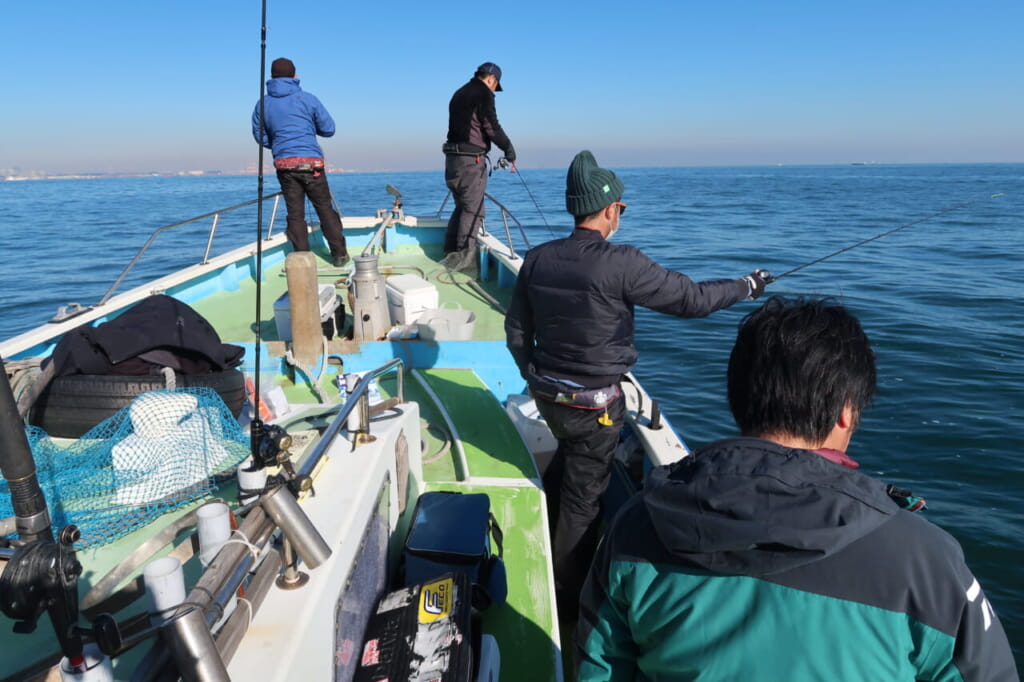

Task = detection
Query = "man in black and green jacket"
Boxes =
[577,296,1017,681]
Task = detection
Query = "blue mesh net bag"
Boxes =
[1,386,249,548]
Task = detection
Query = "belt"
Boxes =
[533,383,622,410]
[442,142,486,156]
[274,157,325,171]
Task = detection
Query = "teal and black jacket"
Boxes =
[577,438,1018,681]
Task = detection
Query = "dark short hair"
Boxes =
[271,57,296,78]
[574,208,605,223]
[727,296,876,443]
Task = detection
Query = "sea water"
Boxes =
[1,164,1022,661]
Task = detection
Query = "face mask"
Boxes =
[607,211,620,239]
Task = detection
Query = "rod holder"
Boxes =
[260,485,331,569]
[161,606,230,682]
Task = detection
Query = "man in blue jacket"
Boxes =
[577,296,1018,681]
[253,58,349,267]
[504,150,769,618]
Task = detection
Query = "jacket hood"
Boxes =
[266,77,301,97]
[643,437,898,576]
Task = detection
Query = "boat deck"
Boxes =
[215,240,561,679]
[0,224,565,681]
[191,242,514,345]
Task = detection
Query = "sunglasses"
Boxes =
[613,201,627,215]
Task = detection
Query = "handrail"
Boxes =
[96,192,284,307]
[484,192,530,254]
[434,191,531,256]
[297,357,405,479]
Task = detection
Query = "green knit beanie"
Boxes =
[565,150,624,217]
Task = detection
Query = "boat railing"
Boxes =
[96,192,284,308]
[435,191,531,255]
[298,357,406,479]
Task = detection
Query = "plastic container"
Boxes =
[237,456,268,506]
[59,644,113,682]
[197,502,232,567]
[385,274,439,325]
[273,284,339,341]
[505,393,558,458]
[417,303,476,341]
[144,556,186,625]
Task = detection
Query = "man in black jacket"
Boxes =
[504,149,770,616]
[442,62,516,275]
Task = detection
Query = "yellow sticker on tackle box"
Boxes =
[418,576,454,623]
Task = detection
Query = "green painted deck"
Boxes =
[192,242,561,681]
[190,243,513,349]
[417,368,538,480]
[416,369,558,682]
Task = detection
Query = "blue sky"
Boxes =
[3,0,1021,174]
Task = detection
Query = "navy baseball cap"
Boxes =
[478,62,503,91]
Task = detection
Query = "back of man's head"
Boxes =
[271,57,296,78]
[727,296,876,444]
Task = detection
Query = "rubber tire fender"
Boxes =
[29,370,247,438]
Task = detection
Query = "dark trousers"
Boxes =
[444,154,487,254]
[535,393,625,618]
[277,169,348,258]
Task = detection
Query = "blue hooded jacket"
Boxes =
[252,78,335,160]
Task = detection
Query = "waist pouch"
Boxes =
[274,156,325,171]
[534,382,622,410]
[403,491,507,610]
[441,142,486,156]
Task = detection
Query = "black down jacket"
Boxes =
[504,228,747,387]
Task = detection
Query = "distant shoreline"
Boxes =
[1,169,359,182]
[4,161,1022,182]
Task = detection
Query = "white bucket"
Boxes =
[417,303,476,341]
[505,394,558,458]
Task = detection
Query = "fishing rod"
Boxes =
[768,192,1005,283]
[250,0,269,455]
[496,158,556,239]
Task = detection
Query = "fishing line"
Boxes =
[499,160,556,239]
[769,193,1005,282]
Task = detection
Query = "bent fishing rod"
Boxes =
[496,157,557,239]
[768,192,1005,283]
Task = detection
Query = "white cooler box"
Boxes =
[273,284,339,341]
[385,274,438,325]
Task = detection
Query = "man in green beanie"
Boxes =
[504,150,771,619]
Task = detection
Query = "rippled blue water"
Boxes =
[2,164,1022,660]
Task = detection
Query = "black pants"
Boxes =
[535,393,625,617]
[443,154,487,254]
[277,169,348,258]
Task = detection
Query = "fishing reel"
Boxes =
[0,525,121,660]
[249,421,293,470]
[248,421,315,498]
[494,157,514,171]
